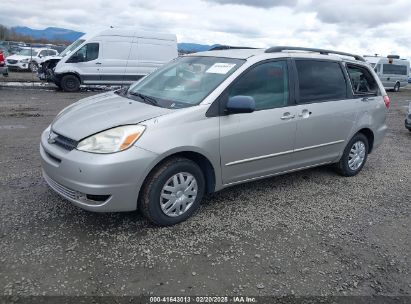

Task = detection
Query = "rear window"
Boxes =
[295,60,347,103]
[346,64,379,95]
[382,64,408,75]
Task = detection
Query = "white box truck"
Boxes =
[38,29,178,92]
[364,55,410,92]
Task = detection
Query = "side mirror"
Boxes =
[225,95,255,114]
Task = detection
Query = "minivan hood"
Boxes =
[51,92,173,141]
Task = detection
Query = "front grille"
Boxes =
[43,173,81,201]
[52,132,78,151]
[43,172,111,205]
[7,59,17,64]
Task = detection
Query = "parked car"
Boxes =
[40,46,389,226]
[6,47,58,71]
[365,55,410,91]
[405,102,411,132]
[0,50,9,76]
[38,28,178,91]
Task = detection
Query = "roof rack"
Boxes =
[209,45,257,51]
[265,46,365,62]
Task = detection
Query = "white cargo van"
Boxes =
[45,29,177,92]
[364,55,410,92]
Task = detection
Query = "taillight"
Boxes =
[383,95,390,109]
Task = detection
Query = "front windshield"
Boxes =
[128,56,245,108]
[59,39,85,57]
[18,49,39,57]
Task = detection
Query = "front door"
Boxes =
[70,42,101,84]
[219,60,297,185]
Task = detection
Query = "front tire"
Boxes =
[61,74,80,92]
[29,62,38,72]
[336,133,369,177]
[140,157,205,226]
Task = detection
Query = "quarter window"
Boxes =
[346,64,378,95]
[295,60,347,103]
[228,61,289,111]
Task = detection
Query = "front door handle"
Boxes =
[298,109,312,118]
[280,112,295,120]
[95,62,102,65]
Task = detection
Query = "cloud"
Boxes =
[303,0,411,28]
[1,0,411,60]
[204,0,297,8]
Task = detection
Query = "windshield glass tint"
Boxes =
[128,56,245,108]
[60,39,85,57]
[18,49,38,56]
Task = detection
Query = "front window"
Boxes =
[128,56,244,108]
[67,43,99,63]
[59,39,85,57]
[228,60,289,110]
[18,49,39,57]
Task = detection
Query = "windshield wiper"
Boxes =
[128,91,159,106]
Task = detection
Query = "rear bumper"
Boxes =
[40,127,159,212]
[372,124,388,151]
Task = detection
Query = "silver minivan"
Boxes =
[40,47,389,225]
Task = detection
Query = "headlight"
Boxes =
[77,125,146,154]
[21,59,29,63]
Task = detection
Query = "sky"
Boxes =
[2,0,411,59]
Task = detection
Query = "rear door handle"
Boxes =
[280,112,295,120]
[95,62,102,65]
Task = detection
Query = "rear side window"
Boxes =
[346,64,378,95]
[228,60,289,111]
[295,60,347,103]
[382,64,407,75]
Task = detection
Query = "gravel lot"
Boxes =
[0,86,410,299]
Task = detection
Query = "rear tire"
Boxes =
[394,82,400,92]
[61,74,80,92]
[336,133,369,177]
[140,157,205,226]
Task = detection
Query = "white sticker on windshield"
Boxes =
[206,63,236,74]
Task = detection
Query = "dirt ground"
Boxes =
[0,86,410,300]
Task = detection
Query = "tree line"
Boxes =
[0,24,70,45]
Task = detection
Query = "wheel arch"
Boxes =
[56,72,82,84]
[140,150,217,197]
[357,128,374,153]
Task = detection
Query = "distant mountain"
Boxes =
[12,26,84,42]
[177,43,213,52]
[11,26,217,52]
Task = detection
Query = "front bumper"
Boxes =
[40,128,159,212]
[6,62,29,70]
